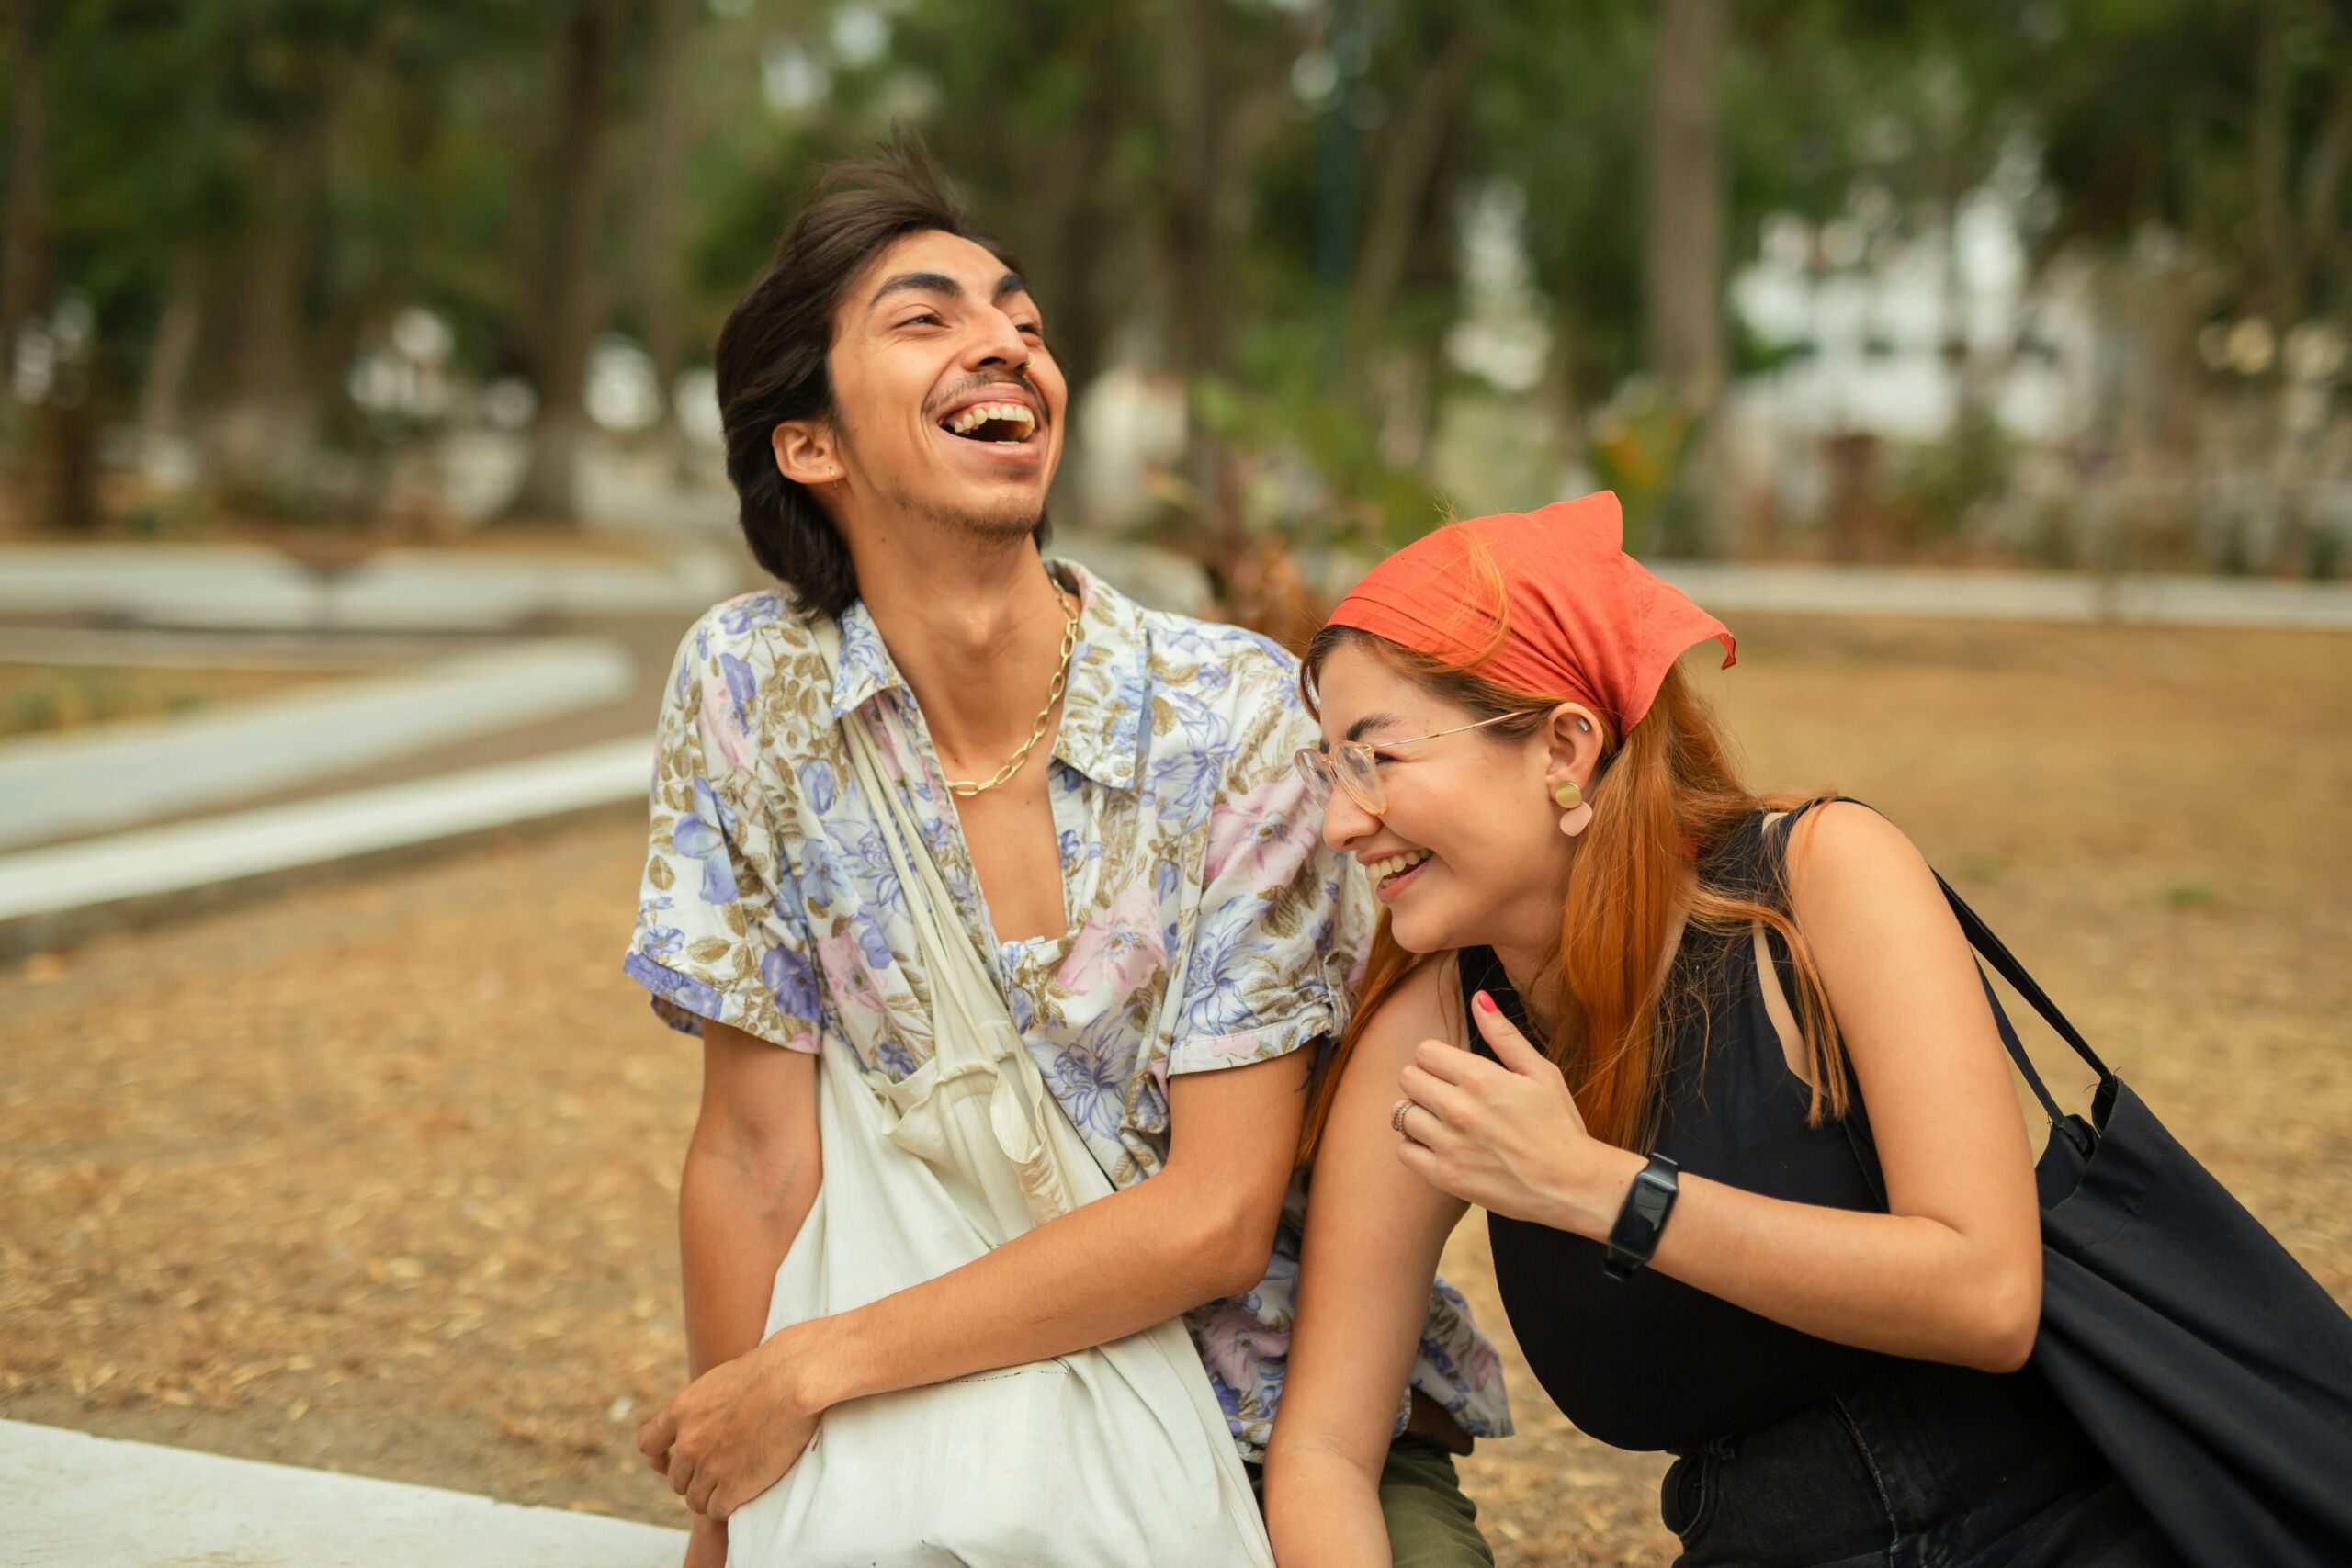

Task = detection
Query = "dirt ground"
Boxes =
[4,613,2348,1565]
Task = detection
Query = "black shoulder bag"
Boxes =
[1934,882,2352,1564]
[1768,803,2352,1564]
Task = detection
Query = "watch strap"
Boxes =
[1602,1152,1680,1281]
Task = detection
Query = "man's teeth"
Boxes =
[944,401,1036,440]
[1366,850,1432,883]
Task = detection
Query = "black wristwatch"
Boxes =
[1602,1152,1680,1281]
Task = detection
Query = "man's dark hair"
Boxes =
[713,134,1047,618]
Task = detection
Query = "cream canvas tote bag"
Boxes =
[723,617,1273,1567]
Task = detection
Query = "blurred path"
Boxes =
[0,542,739,632]
[0,639,634,851]
[0,739,651,924]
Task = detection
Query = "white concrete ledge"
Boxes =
[0,544,740,631]
[0,737,651,922]
[0,638,637,852]
[0,1419,684,1567]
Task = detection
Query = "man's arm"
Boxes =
[641,1044,1311,1518]
[671,1021,821,1557]
[681,1021,821,1380]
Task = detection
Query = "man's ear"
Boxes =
[1543,703,1609,788]
[771,420,841,488]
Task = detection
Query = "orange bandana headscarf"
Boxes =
[1326,491,1735,741]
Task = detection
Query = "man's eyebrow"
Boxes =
[994,272,1030,302]
[1345,713,1409,742]
[869,271,962,309]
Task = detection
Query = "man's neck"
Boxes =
[845,520,1073,770]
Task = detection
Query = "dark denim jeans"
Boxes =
[1661,1359,2182,1568]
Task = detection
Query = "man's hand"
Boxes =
[683,1512,727,1568]
[637,1334,821,1521]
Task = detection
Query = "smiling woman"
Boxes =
[1263,492,2194,1568]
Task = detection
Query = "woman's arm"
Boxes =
[1399,804,2044,1372]
[1264,959,1471,1568]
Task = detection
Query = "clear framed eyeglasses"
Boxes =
[1293,712,1517,817]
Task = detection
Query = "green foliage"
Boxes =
[7,0,2343,548]
[1892,400,2015,540]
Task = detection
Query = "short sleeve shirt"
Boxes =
[624,563,1511,1458]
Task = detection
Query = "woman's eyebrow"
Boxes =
[1345,713,1408,742]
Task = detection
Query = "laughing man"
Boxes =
[623,140,1509,1566]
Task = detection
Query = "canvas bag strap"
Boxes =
[808,614,1118,1187]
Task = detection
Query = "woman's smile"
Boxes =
[1365,848,1434,902]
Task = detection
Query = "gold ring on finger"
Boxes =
[1390,1097,1416,1134]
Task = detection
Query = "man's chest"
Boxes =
[775,732,1193,1099]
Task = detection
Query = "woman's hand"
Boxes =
[1395,990,1642,1235]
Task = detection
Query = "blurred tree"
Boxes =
[1,0,45,360]
[632,0,696,479]
[1646,0,1724,417]
[500,0,621,525]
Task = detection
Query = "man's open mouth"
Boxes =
[939,401,1038,445]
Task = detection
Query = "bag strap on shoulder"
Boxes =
[807,612,1121,1190]
[1766,799,2112,1129]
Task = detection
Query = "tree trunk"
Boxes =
[1,0,47,373]
[1645,0,1725,554]
[1645,0,1724,406]
[212,131,319,505]
[636,0,694,480]
[502,0,618,525]
[136,253,204,452]
[1037,19,1121,406]
[1349,30,1473,332]
[1163,0,1234,559]
[2253,0,2298,327]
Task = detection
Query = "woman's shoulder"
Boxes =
[1778,800,1924,888]
[1772,800,1948,945]
[1351,951,1474,1059]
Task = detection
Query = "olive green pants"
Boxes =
[1252,1435,1496,1567]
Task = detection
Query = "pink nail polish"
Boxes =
[1475,990,1497,1014]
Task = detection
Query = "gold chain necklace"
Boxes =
[942,581,1081,798]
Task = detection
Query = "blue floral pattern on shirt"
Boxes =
[623,564,1511,1459]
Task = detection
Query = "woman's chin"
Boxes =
[1385,904,1449,954]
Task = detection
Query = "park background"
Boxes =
[2,2,2349,1564]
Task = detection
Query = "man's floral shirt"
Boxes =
[624,563,1510,1458]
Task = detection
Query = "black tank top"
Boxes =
[1460,807,1904,1452]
